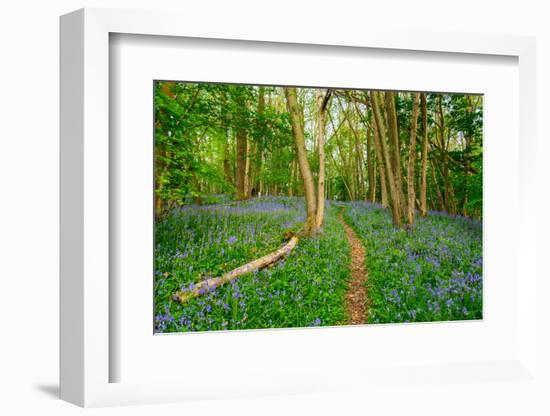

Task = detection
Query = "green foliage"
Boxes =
[345,202,482,323]
[154,198,350,331]
[155,82,292,209]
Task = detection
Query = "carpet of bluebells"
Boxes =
[344,202,483,324]
[155,197,351,332]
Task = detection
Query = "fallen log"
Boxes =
[172,236,299,304]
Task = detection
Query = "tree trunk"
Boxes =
[437,95,457,214]
[155,148,167,218]
[366,123,376,202]
[350,97,376,203]
[406,93,421,227]
[385,91,405,219]
[223,129,233,185]
[371,91,402,227]
[235,127,248,200]
[173,236,299,304]
[246,141,255,197]
[420,93,429,217]
[247,87,265,198]
[430,160,446,211]
[348,132,356,200]
[316,90,330,228]
[372,107,388,208]
[284,87,317,235]
[235,100,248,203]
[337,96,365,200]
[355,132,365,199]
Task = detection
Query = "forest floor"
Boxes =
[338,207,369,325]
[154,196,482,332]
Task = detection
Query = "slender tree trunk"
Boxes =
[430,160,446,211]
[247,87,265,198]
[348,133,357,200]
[437,95,457,214]
[366,123,376,202]
[337,96,365,200]
[328,151,353,202]
[235,91,248,200]
[155,148,167,217]
[316,90,330,228]
[372,109,388,208]
[420,93,429,217]
[406,93,421,227]
[385,91,405,219]
[246,141,256,197]
[235,126,248,200]
[259,148,264,196]
[284,87,317,235]
[223,129,233,185]
[461,95,475,215]
[371,91,402,227]
[288,159,295,197]
[350,97,376,203]
[244,140,250,197]
[330,122,354,200]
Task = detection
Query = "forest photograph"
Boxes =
[154,81,483,333]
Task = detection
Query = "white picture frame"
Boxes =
[60,7,539,408]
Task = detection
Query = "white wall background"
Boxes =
[0,1,548,415]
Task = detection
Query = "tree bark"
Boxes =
[173,236,299,303]
[371,105,388,208]
[316,89,330,228]
[350,97,376,203]
[371,91,402,227]
[235,91,248,200]
[223,129,233,185]
[328,111,354,201]
[235,127,248,200]
[337,96,365,200]
[406,92,421,227]
[437,95,457,214]
[366,123,376,202]
[430,159,446,211]
[288,159,295,197]
[284,87,318,234]
[244,138,251,197]
[420,93,429,217]
[247,87,265,198]
[155,148,167,218]
[385,91,405,218]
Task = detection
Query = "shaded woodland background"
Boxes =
[154,82,482,230]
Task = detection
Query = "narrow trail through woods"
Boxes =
[338,207,369,325]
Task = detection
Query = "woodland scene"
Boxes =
[154,81,483,332]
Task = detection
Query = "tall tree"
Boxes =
[385,91,405,219]
[372,115,388,207]
[284,87,317,235]
[406,92,421,227]
[371,91,402,227]
[419,93,429,217]
[223,129,233,185]
[316,89,331,228]
[436,95,457,214]
[235,91,248,200]
[366,122,376,203]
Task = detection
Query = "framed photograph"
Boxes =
[60,7,539,408]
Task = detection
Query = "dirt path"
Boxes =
[338,207,368,325]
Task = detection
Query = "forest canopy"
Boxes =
[154,81,483,228]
